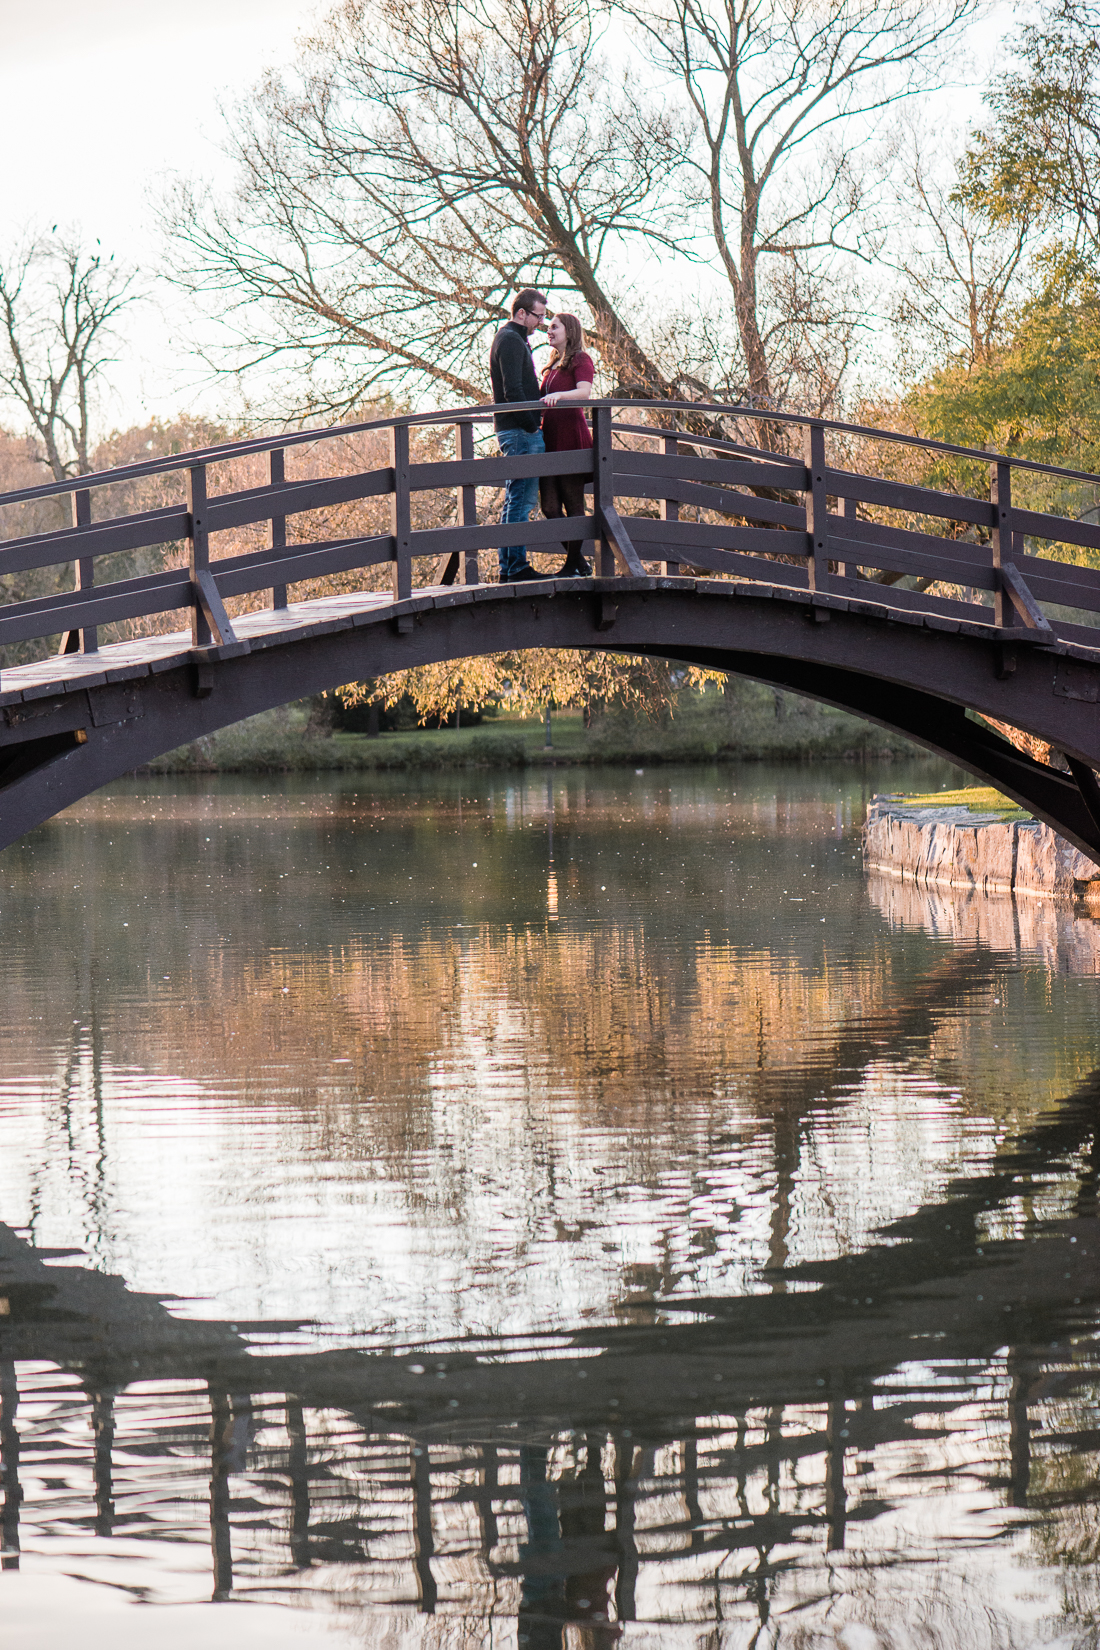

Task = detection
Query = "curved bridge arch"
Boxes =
[2,398,1100,858]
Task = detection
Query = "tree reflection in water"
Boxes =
[0,765,1098,1644]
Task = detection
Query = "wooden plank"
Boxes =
[592,405,617,576]
[0,504,189,577]
[602,504,646,576]
[1014,505,1100,555]
[456,420,479,585]
[206,467,392,533]
[408,447,593,491]
[390,424,412,602]
[408,514,595,558]
[0,576,192,647]
[1018,552,1100,612]
[193,569,239,646]
[610,419,806,472]
[838,496,857,580]
[188,464,210,647]
[825,466,994,529]
[661,435,679,575]
[824,510,995,572]
[613,473,804,529]
[827,530,996,590]
[214,535,393,598]
[991,460,1013,629]
[627,515,807,559]
[57,488,97,656]
[269,449,288,609]
[805,423,829,593]
[1001,561,1053,633]
[614,449,806,494]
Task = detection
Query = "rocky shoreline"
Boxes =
[863,791,1100,903]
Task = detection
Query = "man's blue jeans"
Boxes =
[497,428,544,578]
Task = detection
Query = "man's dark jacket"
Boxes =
[489,320,542,433]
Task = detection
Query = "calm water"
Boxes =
[2,759,1099,1649]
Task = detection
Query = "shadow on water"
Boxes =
[3,763,1100,1644]
[2,1034,1099,1642]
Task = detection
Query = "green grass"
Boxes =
[141,682,921,774]
[900,786,1030,820]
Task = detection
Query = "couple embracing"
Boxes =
[488,287,594,583]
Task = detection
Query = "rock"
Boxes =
[864,794,1100,903]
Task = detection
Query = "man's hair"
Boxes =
[511,288,548,317]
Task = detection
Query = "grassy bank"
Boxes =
[141,681,918,774]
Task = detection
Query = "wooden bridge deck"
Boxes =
[3,396,1100,853]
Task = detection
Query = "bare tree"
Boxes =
[617,0,982,423]
[162,0,685,412]
[0,231,140,481]
[884,125,1034,382]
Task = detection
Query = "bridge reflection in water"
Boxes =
[2,1067,1099,1643]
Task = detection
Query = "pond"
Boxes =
[1,759,1099,1648]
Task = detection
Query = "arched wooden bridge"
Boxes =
[3,398,1100,857]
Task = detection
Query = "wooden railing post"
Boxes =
[58,487,96,656]
[188,464,211,647]
[592,405,644,577]
[593,405,617,577]
[390,423,412,602]
[839,495,858,582]
[188,463,238,648]
[804,422,829,593]
[457,420,479,586]
[661,433,680,575]
[992,460,1013,629]
[269,448,288,610]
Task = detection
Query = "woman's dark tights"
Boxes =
[539,472,590,575]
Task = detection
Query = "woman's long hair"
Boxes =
[546,312,585,374]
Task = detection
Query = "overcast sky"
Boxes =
[0,0,320,425]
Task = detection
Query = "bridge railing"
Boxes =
[1,399,1100,680]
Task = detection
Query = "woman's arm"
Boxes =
[542,378,592,408]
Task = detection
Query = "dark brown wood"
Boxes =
[57,488,97,656]
[992,461,1013,629]
[390,424,412,602]
[408,446,593,493]
[660,435,680,575]
[434,552,461,586]
[826,466,996,530]
[602,504,646,577]
[188,464,211,647]
[614,448,806,496]
[408,514,594,560]
[592,405,617,577]
[1000,562,1053,633]
[0,504,190,579]
[805,423,829,593]
[269,448,288,610]
[611,418,805,474]
[193,569,239,647]
[455,420,479,585]
[207,466,392,535]
[838,497,857,580]
[613,472,805,530]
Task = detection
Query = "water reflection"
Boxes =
[0,763,1098,1645]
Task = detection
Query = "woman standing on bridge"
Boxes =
[539,313,595,578]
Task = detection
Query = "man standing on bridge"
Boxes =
[490,289,548,582]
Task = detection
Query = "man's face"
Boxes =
[515,304,547,335]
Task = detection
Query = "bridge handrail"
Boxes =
[2,397,1100,510]
[1,399,1099,670]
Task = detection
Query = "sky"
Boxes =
[0,0,321,427]
[0,0,1010,438]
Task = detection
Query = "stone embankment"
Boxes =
[864,790,1100,902]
